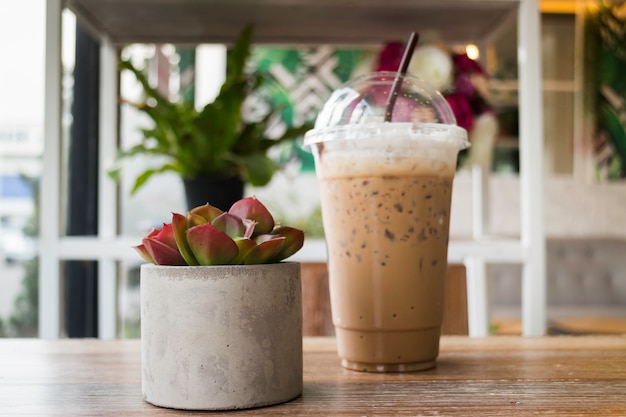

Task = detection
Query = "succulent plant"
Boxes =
[134,197,305,266]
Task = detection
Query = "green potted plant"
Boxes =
[137,196,305,410]
[109,25,310,210]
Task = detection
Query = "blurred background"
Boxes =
[1,0,625,338]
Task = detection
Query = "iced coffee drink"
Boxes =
[305,73,468,372]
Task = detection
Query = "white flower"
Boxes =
[463,113,499,169]
[408,45,454,92]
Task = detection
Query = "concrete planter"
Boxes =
[140,262,303,410]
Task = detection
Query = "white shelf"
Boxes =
[287,238,528,265]
[53,236,527,264]
[66,0,518,46]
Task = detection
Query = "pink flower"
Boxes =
[375,42,404,72]
[446,93,474,133]
[454,73,475,98]
[452,53,486,76]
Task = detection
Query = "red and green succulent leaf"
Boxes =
[186,223,239,265]
[133,244,156,264]
[232,238,257,265]
[190,203,224,223]
[211,213,245,239]
[228,196,275,236]
[187,212,209,228]
[270,226,305,262]
[172,213,199,266]
[244,235,285,264]
[144,227,160,239]
[241,218,257,239]
[142,238,187,266]
[154,223,178,250]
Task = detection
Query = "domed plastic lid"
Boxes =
[304,71,469,149]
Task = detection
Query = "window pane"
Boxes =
[0,0,44,337]
[118,261,141,338]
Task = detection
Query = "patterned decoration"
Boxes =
[250,47,375,171]
[588,3,626,181]
[177,47,196,104]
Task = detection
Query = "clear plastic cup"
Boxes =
[304,72,469,372]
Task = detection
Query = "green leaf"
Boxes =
[599,102,626,166]
[130,163,183,195]
[107,166,122,182]
[223,24,254,89]
[119,60,174,110]
[238,154,277,186]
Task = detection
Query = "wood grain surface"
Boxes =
[1,336,625,416]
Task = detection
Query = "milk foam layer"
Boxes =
[309,123,465,179]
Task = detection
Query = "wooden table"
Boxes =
[1,336,625,416]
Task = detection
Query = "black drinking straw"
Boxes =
[384,32,419,122]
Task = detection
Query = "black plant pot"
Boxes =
[182,175,245,211]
